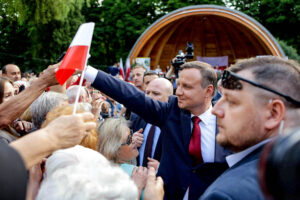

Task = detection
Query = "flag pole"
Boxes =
[72,65,87,115]
[71,23,94,115]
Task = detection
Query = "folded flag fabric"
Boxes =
[56,22,95,85]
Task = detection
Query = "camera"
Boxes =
[171,42,194,78]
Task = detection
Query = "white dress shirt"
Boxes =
[84,66,98,83]
[85,66,217,200]
[183,105,216,200]
[191,105,216,163]
[226,138,272,167]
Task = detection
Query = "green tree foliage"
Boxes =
[0,0,87,72]
[160,0,224,12]
[278,39,300,63]
[226,0,300,53]
[3,0,297,72]
[84,0,225,67]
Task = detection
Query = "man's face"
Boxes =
[212,70,267,152]
[132,68,145,88]
[143,74,158,89]
[4,65,21,81]
[176,68,207,113]
[146,79,169,102]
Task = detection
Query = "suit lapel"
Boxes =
[180,110,192,151]
[137,121,149,166]
[153,132,163,161]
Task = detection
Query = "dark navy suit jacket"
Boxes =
[200,146,266,200]
[130,113,163,166]
[91,70,231,200]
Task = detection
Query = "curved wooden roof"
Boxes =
[129,5,285,70]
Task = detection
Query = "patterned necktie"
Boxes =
[189,116,203,165]
[142,125,156,167]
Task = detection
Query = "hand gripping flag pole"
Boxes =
[55,22,95,114]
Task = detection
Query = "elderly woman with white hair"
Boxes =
[36,145,138,200]
[97,117,148,199]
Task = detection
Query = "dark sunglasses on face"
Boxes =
[121,129,133,146]
[221,70,300,107]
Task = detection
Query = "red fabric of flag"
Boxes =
[55,22,94,85]
[56,46,88,85]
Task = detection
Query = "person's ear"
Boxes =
[205,84,214,98]
[265,99,286,130]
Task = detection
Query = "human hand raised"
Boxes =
[131,166,148,198]
[147,158,160,171]
[14,120,33,133]
[144,167,164,200]
[37,62,61,87]
[91,98,105,120]
[132,128,144,148]
[42,112,96,150]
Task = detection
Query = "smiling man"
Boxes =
[84,61,231,199]
[200,56,300,200]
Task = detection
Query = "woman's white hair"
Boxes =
[36,145,138,200]
[30,91,68,128]
[96,117,130,162]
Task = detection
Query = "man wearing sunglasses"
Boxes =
[200,56,300,200]
[84,61,231,200]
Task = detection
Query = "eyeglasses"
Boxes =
[120,130,133,146]
[221,70,300,107]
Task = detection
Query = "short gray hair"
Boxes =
[30,92,67,129]
[96,117,130,162]
[36,145,138,200]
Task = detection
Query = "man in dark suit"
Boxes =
[84,61,231,200]
[200,56,300,200]
[131,78,173,168]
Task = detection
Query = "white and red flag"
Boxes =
[56,22,95,85]
[119,58,125,80]
[125,57,131,82]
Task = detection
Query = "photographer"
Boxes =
[169,42,194,78]
[166,42,194,94]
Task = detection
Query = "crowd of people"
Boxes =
[0,56,299,200]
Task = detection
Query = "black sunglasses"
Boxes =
[121,130,133,146]
[222,70,300,107]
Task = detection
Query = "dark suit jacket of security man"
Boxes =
[200,146,266,200]
[91,70,231,200]
[130,112,163,165]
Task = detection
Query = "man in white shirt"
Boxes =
[200,56,300,200]
[84,61,231,200]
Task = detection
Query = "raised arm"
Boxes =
[10,112,96,169]
[87,68,171,126]
[0,63,60,128]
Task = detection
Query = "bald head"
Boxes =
[2,64,21,81]
[145,78,173,102]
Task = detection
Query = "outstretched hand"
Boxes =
[43,112,96,150]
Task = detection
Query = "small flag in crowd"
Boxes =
[56,22,95,85]
[125,57,131,82]
[119,58,125,80]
